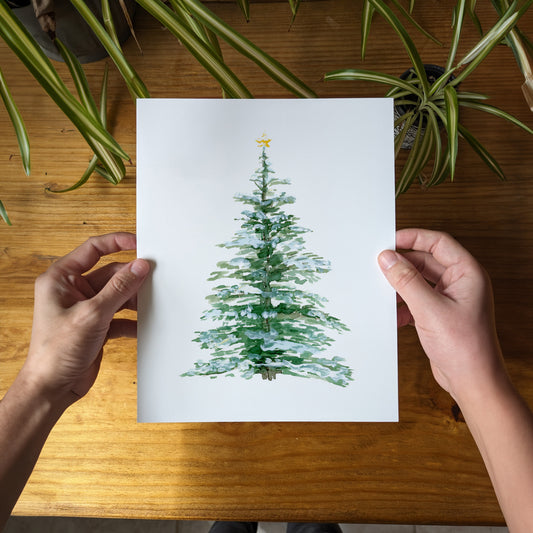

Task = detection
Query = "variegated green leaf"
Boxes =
[368,0,429,93]
[361,1,375,60]
[443,84,459,180]
[69,0,150,98]
[425,112,445,188]
[0,67,30,175]
[325,69,423,98]
[446,0,466,71]
[458,123,506,180]
[54,38,100,119]
[46,155,99,193]
[102,0,121,49]
[396,116,434,195]
[389,0,441,46]
[235,0,250,21]
[135,0,252,98]
[459,100,533,133]
[179,0,316,98]
[0,199,12,226]
[55,38,125,184]
[467,0,483,35]
[393,110,416,157]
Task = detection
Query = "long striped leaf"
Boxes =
[54,38,99,119]
[0,67,30,175]
[458,123,506,180]
[523,77,533,111]
[393,110,416,157]
[46,155,98,193]
[179,0,317,98]
[135,0,252,98]
[467,0,483,35]
[69,0,150,98]
[55,38,125,184]
[169,0,227,95]
[48,65,115,193]
[325,69,423,98]
[235,0,250,21]
[456,91,489,101]
[368,0,429,93]
[396,116,434,196]
[361,1,375,60]
[0,200,12,226]
[389,0,441,46]
[288,0,301,23]
[425,112,444,187]
[443,85,459,180]
[169,0,223,58]
[458,100,533,134]
[428,149,451,187]
[102,0,121,49]
[446,0,466,71]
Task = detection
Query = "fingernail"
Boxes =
[130,258,150,277]
[378,250,399,270]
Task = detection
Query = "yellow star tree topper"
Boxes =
[256,133,271,148]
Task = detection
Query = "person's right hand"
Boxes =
[378,228,507,403]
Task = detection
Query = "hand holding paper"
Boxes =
[25,232,150,403]
[379,228,533,533]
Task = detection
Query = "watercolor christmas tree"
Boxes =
[182,135,353,387]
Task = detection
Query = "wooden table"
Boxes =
[1,0,532,526]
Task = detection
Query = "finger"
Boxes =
[85,262,126,293]
[107,318,137,339]
[378,249,442,314]
[396,228,472,269]
[402,250,446,285]
[92,259,150,321]
[54,233,137,275]
[85,263,140,309]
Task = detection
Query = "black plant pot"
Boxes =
[12,0,135,63]
[394,64,455,149]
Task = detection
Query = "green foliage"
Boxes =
[326,0,533,195]
[184,143,353,387]
[0,0,315,224]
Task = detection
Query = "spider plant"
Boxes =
[0,0,316,224]
[325,0,533,196]
[365,0,533,108]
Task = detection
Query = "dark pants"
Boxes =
[209,523,342,533]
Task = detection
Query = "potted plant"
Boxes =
[360,0,533,109]
[326,0,533,196]
[0,0,315,224]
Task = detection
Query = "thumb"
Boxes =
[93,258,150,320]
[378,250,439,314]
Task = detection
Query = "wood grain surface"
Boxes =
[1,0,532,526]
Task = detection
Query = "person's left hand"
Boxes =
[21,232,150,405]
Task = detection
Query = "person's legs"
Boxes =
[209,522,258,533]
[286,524,342,533]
